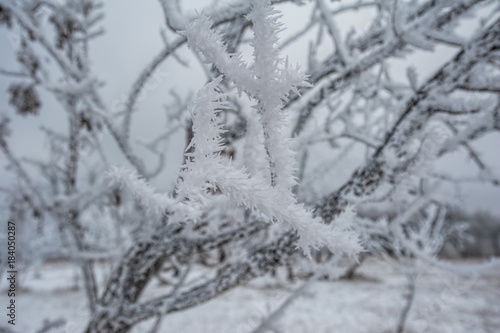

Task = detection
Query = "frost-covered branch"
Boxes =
[251,280,313,333]
[317,0,350,66]
[317,16,500,221]
[180,0,360,256]
[2,1,499,332]
[288,0,487,136]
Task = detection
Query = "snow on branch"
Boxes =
[179,0,361,257]
[247,0,311,193]
[107,166,176,216]
[183,14,258,96]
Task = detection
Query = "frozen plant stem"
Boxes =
[396,273,417,333]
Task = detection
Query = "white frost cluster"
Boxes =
[107,166,177,216]
[178,0,361,257]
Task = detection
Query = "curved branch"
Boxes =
[316,16,500,221]
[287,0,486,136]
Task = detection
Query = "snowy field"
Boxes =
[1,257,499,333]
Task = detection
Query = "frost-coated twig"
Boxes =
[1,1,84,81]
[288,0,487,136]
[251,280,313,333]
[123,0,296,139]
[149,256,194,333]
[317,0,349,66]
[316,16,500,221]
[122,37,186,140]
[181,0,361,256]
[85,220,270,332]
[395,269,417,333]
[0,135,49,209]
[106,229,299,332]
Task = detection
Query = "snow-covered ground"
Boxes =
[1,257,499,333]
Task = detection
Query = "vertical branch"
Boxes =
[62,99,99,314]
[396,272,417,333]
[316,0,349,66]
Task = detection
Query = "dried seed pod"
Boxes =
[8,83,41,116]
[0,5,12,28]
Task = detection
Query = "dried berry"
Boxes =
[0,5,12,28]
[8,83,41,116]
